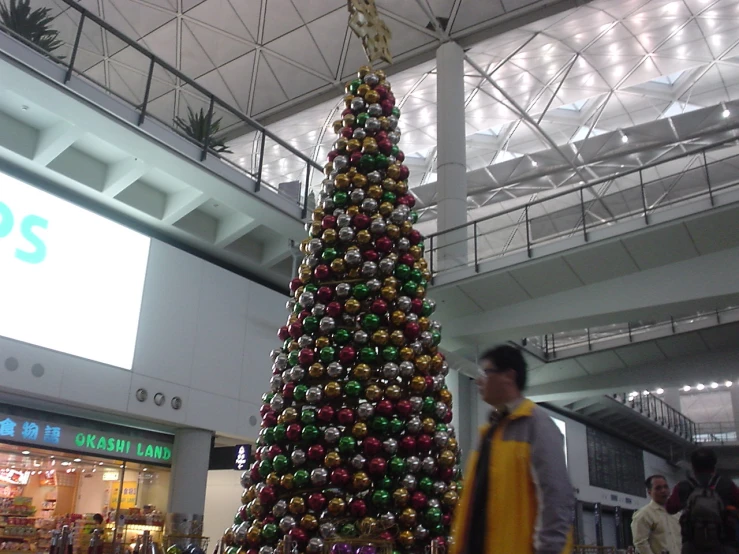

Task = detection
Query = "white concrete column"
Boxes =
[436,41,468,269]
[730,385,739,428]
[167,428,212,533]
[662,388,682,412]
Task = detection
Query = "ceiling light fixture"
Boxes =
[73,458,81,463]
[21,451,30,455]
[621,135,629,143]
[722,109,730,118]
[726,381,733,387]
[683,386,692,393]
[711,382,719,389]
[697,383,705,390]
[531,160,538,167]
[655,388,664,395]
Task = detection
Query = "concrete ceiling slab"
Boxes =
[433,285,485,323]
[563,240,640,285]
[575,350,627,375]
[613,341,667,366]
[456,271,531,310]
[699,322,739,350]
[528,359,587,386]
[684,206,739,255]
[657,333,710,358]
[621,223,700,270]
[508,257,584,297]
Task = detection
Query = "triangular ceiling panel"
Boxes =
[383,17,436,58]
[375,1,429,23]
[182,0,207,12]
[184,0,257,43]
[218,51,258,114]
[251,53,289,115]
[183,20,253,75]
[306,9,349,78]
[268,26,333,76]
[293,0,345,23]
[262,0,304,43]
[139,21,178,68]
[341,33,373,80]
[263,53,330,101]
[195,68,243,110]
[223,0,262,43]
[105,0,175,39]
[451,0,505,33]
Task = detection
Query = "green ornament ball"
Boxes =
[272,454,289,474]
[425,507,442,524]
[363,314,381,331]
[320,346,336,363]
[360,346,378,364]
[322,248,338,262]
[371,416,389,434]
[302,424,320,443]
[273,424,287,442]
[357,112,370,126]
[389,417,405,435]
[402,281,419,296]
[263,428,275,446]
[338,436,357,454]
[340,524,357,537]
[294,384,308,401]
[335,329,351,345]
[394,264,411,281]
[377,476,393,490]
[334,191,349,207]
[375,154,389,169]
[382,346,398,361]
[345,380,362,397]
[419,476,434,494]
[301,409,316,425]
[389,456,405,475]
[262,523,278,541]
[349,79,362,94]
[294,469,310,487]
[288,350,299,366]
[303,316,318,333]
[258,459,272,477]
[372,489,391,508]
[422,396,435,414]
[353,284,370,300]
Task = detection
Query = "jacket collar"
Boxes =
[487,398,535,424]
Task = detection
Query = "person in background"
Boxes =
[631,475,681,554]
[666,447,739,553]
[450,345,575,554]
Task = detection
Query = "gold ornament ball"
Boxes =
[266,472,280,486]
[443,491,459,506]
[439,389,452,405]
[398,531,415,548]
[401,221,413,235]
[379,116,390,130]
[410,377,426,394]
[345,299,361,315]
[353,364,372,381]
[358,66,371,78]
[343,94,354,108]
[387,165,401,180]
[349,268,361,279]
[335,173,351,189]
[365,90,380,104]
[439,449,456,468]
[357,83,371,97]
[391,310,406,326]
[322,228,337,244]
[343,114,356,127]
[382,178,396,191]
[386,384,402,400]
[301,514,318,531]
[357,230,372,245]
[289,497,306,515]
[324,163,333,176]
[327,497,346,516]
[448,437,459,452]
[379,202,394,217]
[368,185,383,199]
[381,286,397,302]
[335,137,349,151]
[418,317,430,332]
[384,276,400,289]
[331,259,347,274]
[288,340,299,352]
[241,490,250,504]
[400,347,416,362]
[246,526,262,543]
[332,120,343,133]
[422,418,436,434]
[347,139,361,153]
[366,384,383,402]
[281,473,295,490]
[393,487,410,507]
[362,138,378,154]
[325,381,342,398]
[387,224,400,239]
[283,407,298,422]
[415,355,431,373]
[353,422,369,439]
[376,69,387,80]
[372,330,389,346]
[353,174,368,188]
[316,336,331,349]
[396,181,408,195]
[309,363,325,379]
[399,508,417,528]
[324,451,342,469]
[390,330,406,346]
[353,471,371,491]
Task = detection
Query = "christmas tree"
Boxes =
[222,63,460,554]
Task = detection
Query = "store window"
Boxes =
[0,444,170,554]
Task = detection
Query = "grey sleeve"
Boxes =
[530,410,576,554]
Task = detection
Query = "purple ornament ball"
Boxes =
[356,547,377,554]
[331,544,352,554]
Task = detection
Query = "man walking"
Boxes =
[450,345,575,554]
[631,475,681,554]
[666,447,739,553]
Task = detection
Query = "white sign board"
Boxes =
[0,173,150,369]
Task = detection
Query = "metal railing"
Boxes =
[695,421,738,444]
[522,306,739,360]
[0,0,322,217]
[426,138,739,278]
[613,391,697,442]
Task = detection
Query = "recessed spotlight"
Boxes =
[655,388,664,395]
[722,109,730,118]
[642,390,649,396]
[143,468,148,472]
[711,382,719,389]
[697,383,705,391]
[621,135,629,143]
[726,381,733,387]
[531,160,538,167]
[73,458,81,463]
[21,451,30,455]
[99,462,104,466]
[50,456,55,459]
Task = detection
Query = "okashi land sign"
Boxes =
[0,405,174,466]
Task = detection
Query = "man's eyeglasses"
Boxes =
[478,367,509,378]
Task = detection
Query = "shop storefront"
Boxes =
[0,404,173,554]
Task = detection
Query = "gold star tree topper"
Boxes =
[348,0,393,64]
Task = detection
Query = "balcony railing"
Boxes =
[426,138,739,279]
[695,421,738,444]
[614,391,697,442]
[0,0,322,217]
[522,306,739,360]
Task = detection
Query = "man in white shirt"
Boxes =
[631,475,682,554]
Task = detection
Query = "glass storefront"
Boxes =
[0,405,173,554]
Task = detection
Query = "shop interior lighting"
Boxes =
[655,388,664,394]
[723,108,731,118]
[21,451,30,455]
[621,134,629,143]
[711,382,719,389]
[73,458,81,463]
[726,381,733,387]
[697,383,705,390]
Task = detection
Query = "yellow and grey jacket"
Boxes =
[450,399,575,554]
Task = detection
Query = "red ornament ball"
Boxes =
[339,346,357,364]
[286,424,302,441]
[354,214,371,229]
[317,286,333,303]
[371,299,388,315]
[375,400,394,417]
[278,326,289,341]
[288,322,303,340]
[307,444,325,462]
[307,493,326,512]
[417,434,433,452]
[411,298,424,314]
[298,348,315,365]
[368,457,387,476]
[317,405,335,423]
[337,408,355,426]
[259,486,276,505]
[363,249,379,262]
[400,436,416,454]
[314,264,330,280]
[411,491,427,510]
[289,528,307,546]
[349,499,367,518]
[396,400,412,417]
[282,382,296,399]
[376,236,393,252]
[289,278,302,293]
[363,437,383,456]
[404,322,420,340]
[322,216,337,230]
[331,468,351,487]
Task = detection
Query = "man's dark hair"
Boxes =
[480,345,528,391]
[645,474,666,491]
[93,513,103,524]
[691,447,718,473]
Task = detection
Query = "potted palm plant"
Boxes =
[0,0,63,55]
[174,106,232,154]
